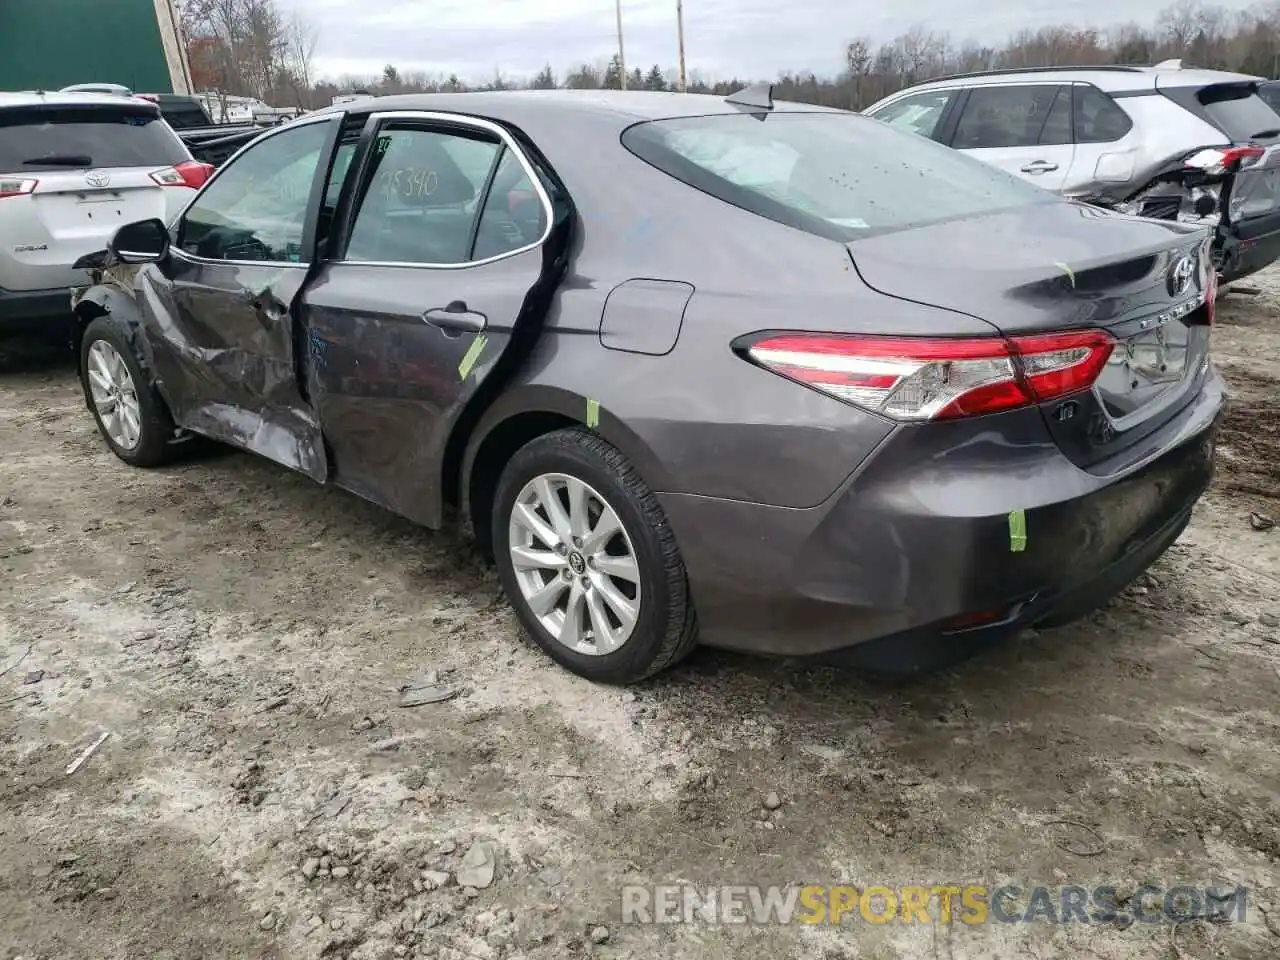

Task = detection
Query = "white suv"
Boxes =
[1,91,212,334]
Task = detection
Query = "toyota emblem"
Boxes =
[84,170,110,188]
[1167,254,1194,298]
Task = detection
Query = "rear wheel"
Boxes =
[492,427,697,684]
[79,317,175,467]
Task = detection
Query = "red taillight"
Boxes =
[0,175,37,199]
[150,160,214,190]
[743,330,1117,421]
[1184,144,1266,176]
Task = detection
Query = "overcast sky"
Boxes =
[274,0,1258,84]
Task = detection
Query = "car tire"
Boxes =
[79,316,175,468]
[492,427,698,684]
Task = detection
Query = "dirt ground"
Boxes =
[1,271,1279,960]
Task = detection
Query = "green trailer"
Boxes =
[0,0,192,94]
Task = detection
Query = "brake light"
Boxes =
[1184,144,1265,176]
[743,330,1116,421]
[150,160,214,190]
[0,176,37,199]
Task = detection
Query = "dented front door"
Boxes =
[137,115,341,481]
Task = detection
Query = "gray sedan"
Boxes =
[71,88,1224,684]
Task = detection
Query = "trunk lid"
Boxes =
[847,202,1214,470]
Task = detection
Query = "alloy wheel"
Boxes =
[86,340,143,451]
[507,472,642,656]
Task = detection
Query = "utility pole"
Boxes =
[676,0,688,92]
[616,0,628,89]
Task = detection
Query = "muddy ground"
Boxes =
[1,271,1279,960]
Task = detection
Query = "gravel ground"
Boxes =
[1,269,1279,960]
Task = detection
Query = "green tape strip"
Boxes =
[1008,509,1027,553]
[457,334,488,381]
[585,398,600,429]
[1054,261,1075,288]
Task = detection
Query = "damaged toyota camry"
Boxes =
[70,87,1225,684]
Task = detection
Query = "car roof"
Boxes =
[0,90,159,111]
[889,62,1264,96]
[314,88,847,126]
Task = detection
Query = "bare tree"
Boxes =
[845,38,872,107]
[284,10,319,106]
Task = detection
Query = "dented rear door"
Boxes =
[299,111,567,528]
[139,114,343,481]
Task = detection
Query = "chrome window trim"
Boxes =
[335,109,556,271]
[169,112,340,269]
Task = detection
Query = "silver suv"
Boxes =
[0,91,211,335]
[864,61,1280,281]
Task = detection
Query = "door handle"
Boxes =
[1021,160,1059,174]
[424,301,487,335]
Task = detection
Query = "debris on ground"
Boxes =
[455,840,497,889]
[398,679,459,707]
[64,731,110,776]
[1249,511,1275,531]
[22,669,44,685]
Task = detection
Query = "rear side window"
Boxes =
[0,105,189,171]
[869,91,954,139]
[345,126,500,265]
[621,112,1054,242]
[1074,86,1132,143]
[344,125,548,265]
[1192,83,1280,140]
[952,85,1064,149]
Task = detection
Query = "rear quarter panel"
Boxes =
[480,108,1005,508]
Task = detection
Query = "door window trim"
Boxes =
[170,112,343,270]
[332,110,556,271]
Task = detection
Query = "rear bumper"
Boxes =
[1221,210,1280,282]
[0,285,74,334]
[659,367,1225,664]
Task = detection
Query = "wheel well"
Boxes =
[465,411,578,561]
[71,299,108,374]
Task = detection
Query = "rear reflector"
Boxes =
[150,160,214,190]
[743,330,1117,421]
[0,176,37,200]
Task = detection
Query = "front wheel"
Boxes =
[492,427,697,684]
[79,317,175,467]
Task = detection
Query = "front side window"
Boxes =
[869,91,955,139]
[177,119,333,263]
[953,85,1064,150]
[344,124,543,265]
[622,112,1053,242]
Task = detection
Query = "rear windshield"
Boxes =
[0,105,189,172]
[621,112,1055,241]
[1194,84,1280,140]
